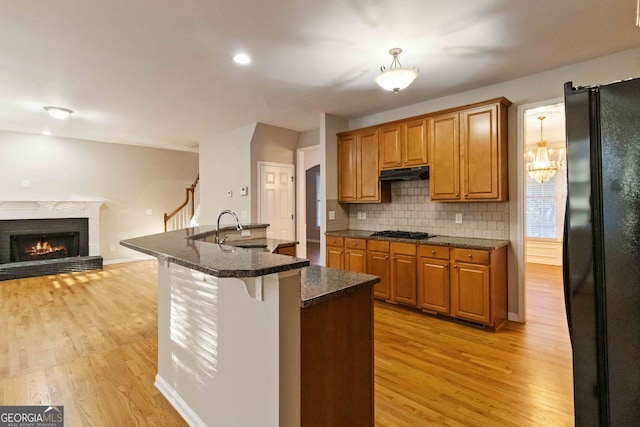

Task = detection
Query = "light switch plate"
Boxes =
[455,213,463,224]
[328,210,335,220]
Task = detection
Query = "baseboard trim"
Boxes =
[508,312,524,323]
[155,374,206,427]
[103,255,154,265]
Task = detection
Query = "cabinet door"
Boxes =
[378,125,403,170]
[403,119,428,167]
[326,246,344,269]
[392,254,417,306]
[345,249,366,273]
[368,251,390,300]
[429,112,460,200]
[452,261,490,324]
[417,257,450,313]
[357,130,381,202]
[460,104,500,200]
[338,134,357,202]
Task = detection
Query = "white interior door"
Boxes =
[258,162,295,240]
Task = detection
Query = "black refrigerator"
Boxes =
[563,78,640,426]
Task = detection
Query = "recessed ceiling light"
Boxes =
[233,53,251,65]
[43,106,73,120]
[42,130,52,136]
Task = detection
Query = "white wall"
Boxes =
[344,46,640,320]
[199,123,255,225]
[0,130,199,262]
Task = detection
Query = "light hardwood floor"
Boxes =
[0,261,573,426]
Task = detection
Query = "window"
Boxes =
[525,168,567,239]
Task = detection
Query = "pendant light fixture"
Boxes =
[526,116,561,184]
[375,48,418,94]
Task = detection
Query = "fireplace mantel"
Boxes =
[0,201,102,256]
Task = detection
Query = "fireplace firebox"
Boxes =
[10,232,80,262]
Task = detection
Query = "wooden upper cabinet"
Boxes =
[378,124,403,170]
[429,113,460,200]
[338,130,390,203]
[429,98,510,202]
[379,121,428,170]
[402,119,428,167]
[338,133,357,202]
[461,104,506,200]
[357,130,381,202]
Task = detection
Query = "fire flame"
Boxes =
[27,240,66,255]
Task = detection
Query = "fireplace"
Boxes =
[0,216,102,281]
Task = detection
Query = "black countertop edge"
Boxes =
[326,229,510,250]
[300,265,379,308]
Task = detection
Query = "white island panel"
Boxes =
[155,261,301,427]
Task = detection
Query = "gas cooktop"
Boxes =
[369,230,433,240]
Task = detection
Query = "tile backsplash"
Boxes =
[331,180,509,240]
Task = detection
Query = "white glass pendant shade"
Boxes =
[375,48,418,93]
[43,106,73,120]
[375,68,418,93]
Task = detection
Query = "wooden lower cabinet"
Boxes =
[450,246,507,330]
[345,238,367,273]
[367,240,390,300]
[417,245,451,314]
[274,244,296,257]
[326,234,508,331]
[390,242,417,307]
[326,236,344,269]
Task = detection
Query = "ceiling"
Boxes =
[1,0,638,152]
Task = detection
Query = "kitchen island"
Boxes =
[121,226,379,427]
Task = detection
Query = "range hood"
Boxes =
[379,166,429,181]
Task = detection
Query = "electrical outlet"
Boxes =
[357,212,362,219]
[109,244,116,252]
[241,230,250,237]
[362,212,366,219]
[328,210,335,220]
[227,190,232,197]
[455,213,463,224]
[241,210,247,218]
[21,179,31,188]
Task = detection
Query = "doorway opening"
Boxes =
[522,102,568,321]
[296,146,321,264]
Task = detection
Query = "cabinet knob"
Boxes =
[353,243,358,246]
[445,263,449,267]
[455,193,459,197]
[431,250,436,254]
[454,265,458,269]
[464,193,468,196]
[385,256,389,259]
[468,254,472,258]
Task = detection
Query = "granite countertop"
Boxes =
[120,225,309,278]
[301,265,379,307]
[326,229,510,250]
[121,226,379,307]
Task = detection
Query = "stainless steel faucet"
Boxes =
[215,210,243,244]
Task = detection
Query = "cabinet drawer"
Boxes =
[367,240,389,252]
[418,244,450,260]
[326,236,344,247]
[390,242,417,256]
[345,238,366,250]
[453,248,489,264]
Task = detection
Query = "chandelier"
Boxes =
[526,116,561,184]
[375,48,418,94]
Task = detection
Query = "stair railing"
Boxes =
[163,174,199,232]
